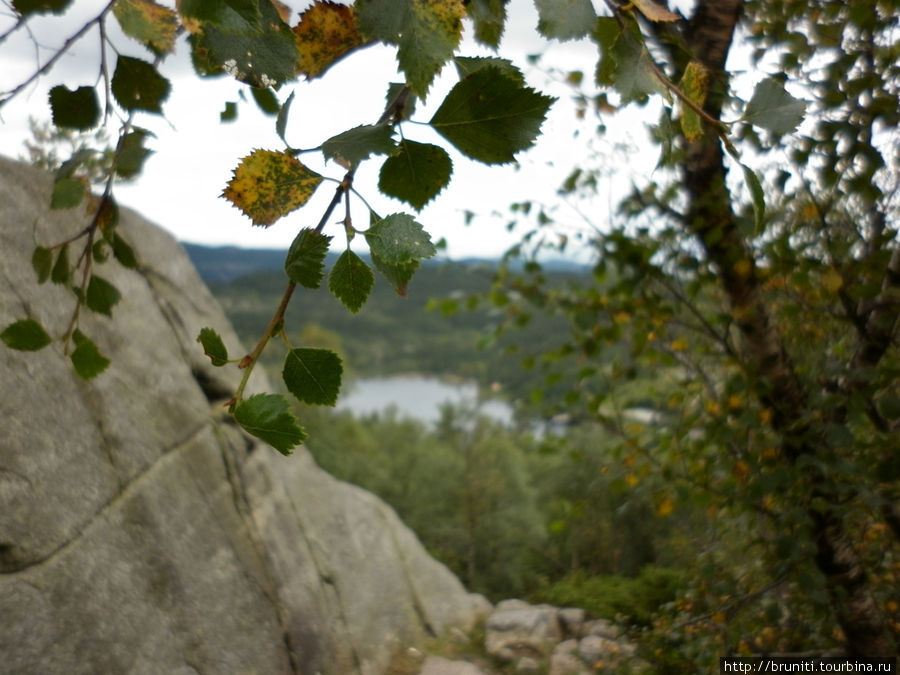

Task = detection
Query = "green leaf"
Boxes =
[111,55,171,113]
[250,86,280,115]
[85,275,121,317]
[275,90,294,144]
[594,16,665,104]
[112,0,179,53]
[48,85,100,130]
[535,0,595,41]
[282,347,343,406]
[189,0,299,88]
[741,163,766,234]
[328,249,374,313]
[111,232,139,269]
[744,77,806,135]
[284,228,332,289]
[50,177,85,210]
[115,129,153,178]
[32,246,53,283]
[233,393,307,455]
[197,327,229,366]
[1,319,52,351]
[364,213,436,264]
[70,330,110,379]
[371,251,419,297]
[465,0,507,48]
[12,0,71,16]
[429,66,554,164]
[51,243,69,285]
[221,101,238,122]
[223,150,324,226]
[356,0,465,97]
[321,124,397,168]
[178,0,261,31]
[378,140,452,210]
[453,56,523,83]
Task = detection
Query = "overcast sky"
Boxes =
[0,1,653,259]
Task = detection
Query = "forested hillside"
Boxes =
[188,244,580,412]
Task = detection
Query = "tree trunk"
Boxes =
[669,0,897,656]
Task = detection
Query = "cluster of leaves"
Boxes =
[2,0,557,453]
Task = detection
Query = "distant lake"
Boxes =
[336,375,513,427]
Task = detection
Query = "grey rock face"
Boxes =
[0,156,485,674]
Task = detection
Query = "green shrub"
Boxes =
[529,566,685,626]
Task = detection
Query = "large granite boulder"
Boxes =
[0,155,488,674]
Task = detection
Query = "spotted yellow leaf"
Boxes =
[223,149,323,226]
[293,1,369,79]
[679,60,708,141]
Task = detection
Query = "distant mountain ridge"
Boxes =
[182,242,588,285]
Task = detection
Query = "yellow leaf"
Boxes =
[223,150,323,226]
[630,0,680,22]
[670,337,689,352]
[678,61,708,141]
[293,1,369,79]
[656,494,674,516]
[625,473,640,487]
[727,394,742,410]
[733,460,750,482]
[732,258,753,278]
[822,268,843,294]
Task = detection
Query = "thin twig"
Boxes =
[0,2,115,106]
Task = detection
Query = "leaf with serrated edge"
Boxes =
[535,0,595,41]
[113,0,178,53]
[115,129,153,178]
[371,250,419,297]
[293,1,369,79]
[466,0,506,48]
[365,213,436,264]
[329,249,374,313]
[357,0,465,97]
[85,275,121,317]
[223,150,323,226]
[49,85,100,130]
[197,327,228,366]
[430,67,554,164]
[70,330,110,379]
[454,56,523,83]
[597,17,666,104]
[379,140,452,210]
[111,55,171,113]
[1,319,52,351]
[322,125,397,168]
[190,0,298,88]
[282,348,343,406]
[234,393,306,455]
[284,228,331,288]
[745,77,806,135]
